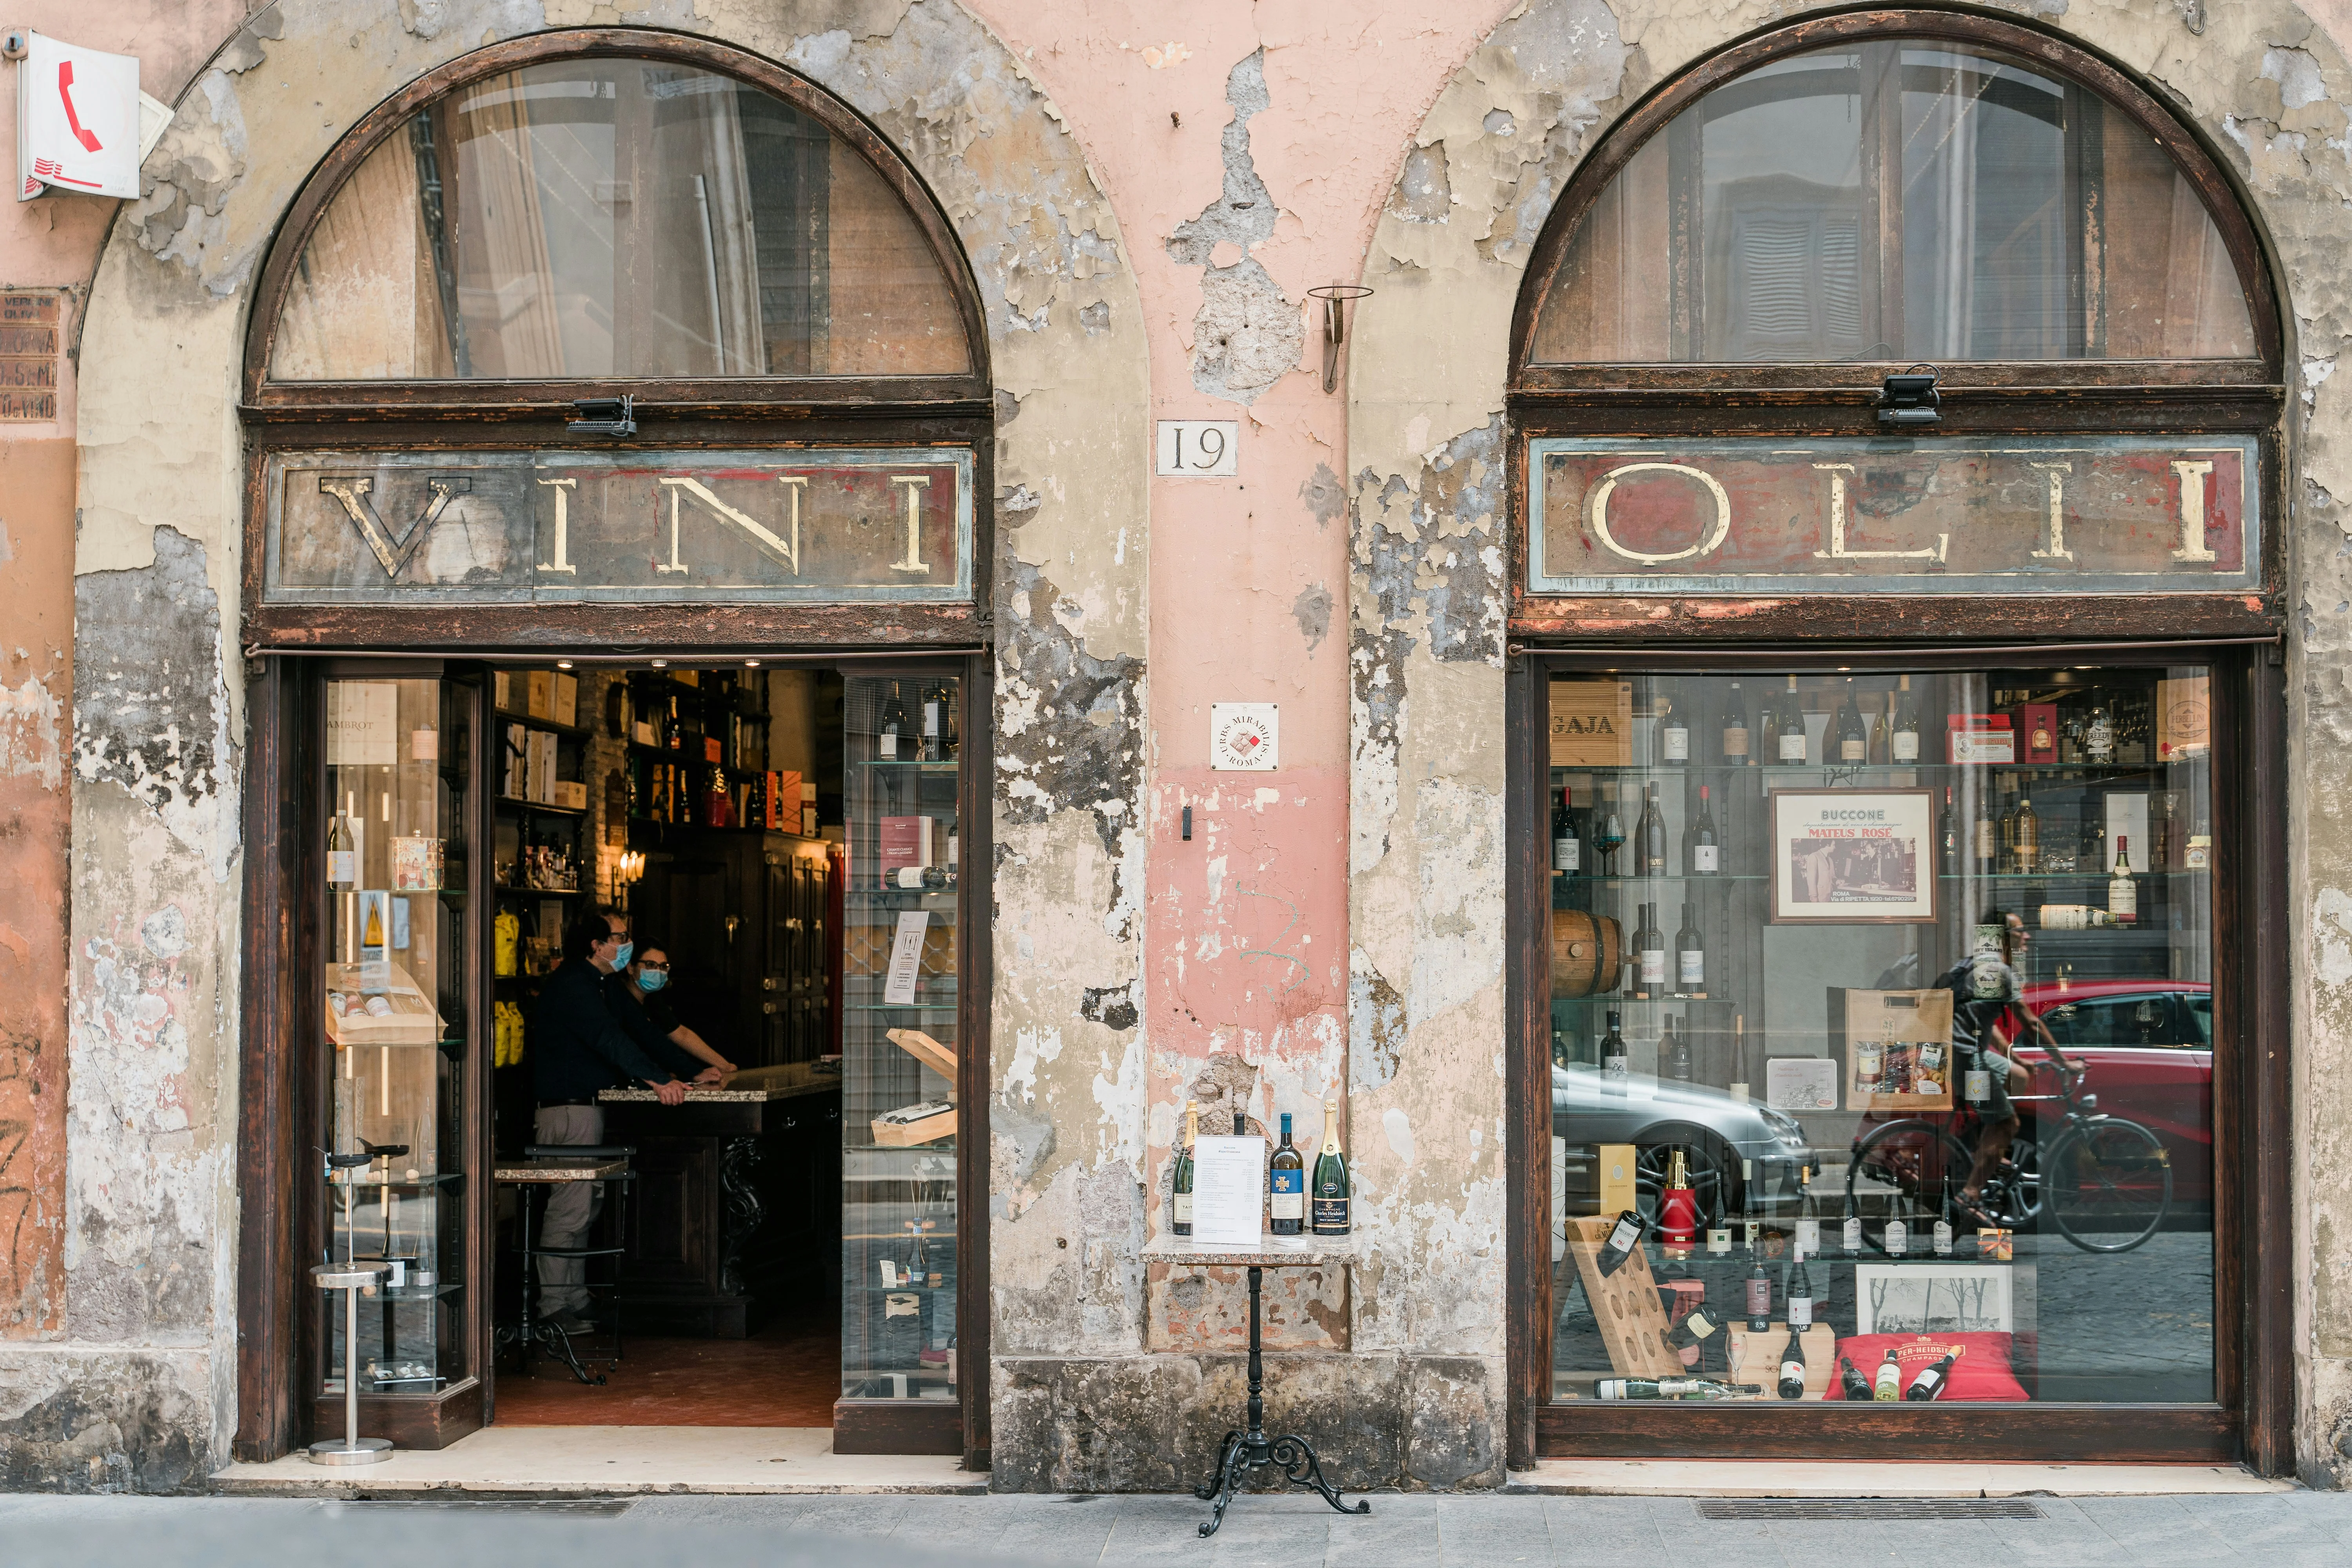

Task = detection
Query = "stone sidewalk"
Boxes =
[8,1487,2352,1566]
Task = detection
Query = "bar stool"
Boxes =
[495,1144,635,1386]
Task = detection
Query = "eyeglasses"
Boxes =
[637,960,670,973]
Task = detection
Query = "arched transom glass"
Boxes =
[1530,40,2256,363]
[269,58,971,381]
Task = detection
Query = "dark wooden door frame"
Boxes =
[1504,641,2290,1471]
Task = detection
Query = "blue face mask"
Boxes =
[637,969,668,993]
[610,940,634,969]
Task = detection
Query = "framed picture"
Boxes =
[1769,788,1939,924]
[1855,1262,2016,1334]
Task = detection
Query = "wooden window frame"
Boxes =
[1501,10,2292,1474]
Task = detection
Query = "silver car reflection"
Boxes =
[1551,1062,1813,1225]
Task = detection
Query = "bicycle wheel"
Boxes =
[2043,1118,2172,1254]
[1845,1119,1973,1255]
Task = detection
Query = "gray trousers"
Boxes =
[533,1104,604,1316]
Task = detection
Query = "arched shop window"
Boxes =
[1507,13,2285,1468]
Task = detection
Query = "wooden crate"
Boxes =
[1725,1321,1838,1399]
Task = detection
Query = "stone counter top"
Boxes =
[1140,1234,1357,1268]
[597,1078,839,1104]
[494,1157,629,1183]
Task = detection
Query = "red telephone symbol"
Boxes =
[58,61,103,152]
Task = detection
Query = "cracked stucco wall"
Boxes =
[51,0,1149,1487]
[1348,0,2352,1485]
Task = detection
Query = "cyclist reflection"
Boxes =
[1932,909,2080,1228]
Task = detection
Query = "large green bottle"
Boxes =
[1311,1099,1351,1236]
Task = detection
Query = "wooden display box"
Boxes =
[1548,679,1633,767]
[1830,986,1955,1113]
[1725,1322,1837,1399]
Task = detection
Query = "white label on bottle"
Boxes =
[1893,732,1919,762]
[1796,1219,1820,1254]
[1743,1220,1761,1250]
[1173,1192,1192,1224]
[1640,948,1666,985]
[1965,1068,1993,1103]
[328,850,355,885]
[1554,837,1578,873]
[1663,729,1689,761]
[1724,728,1749,758]
[2087,719,2113,757]
[1607,1216,1641,1253]
[1677,949,1704,986]
[879,731,898,759]
[1691,844,1719,873]
[924,702,940,738]
[1706,1227,1731,1254]
[1746,1276,1771,1317]
[1271,1190,1304,1221]
[1788,1296,1812,1330]
[2110,879,2137,921]
[1933,1220,1953,1256]
[1780,732,1807,762]
[1604,1053,1628,1083]
[1885,1220,1908,1256]
[1841,739,1866,762]
[1842,1216,1863,1252]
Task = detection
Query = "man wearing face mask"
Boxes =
[531,909,687,1329]
[609,939,737,1084]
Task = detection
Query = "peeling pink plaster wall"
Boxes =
[962,1,1521,1230]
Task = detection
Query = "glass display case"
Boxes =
[1546,665,2215,1407]
[840,673,962,1405]
[319,674,475,1398]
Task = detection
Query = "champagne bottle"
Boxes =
[1721,682,1751,766]
[1596,1377,1763,1401]
[1552,785,1581,875]
[1837,1356,1872,1402]
[1172,1100,1198,1237]
[1636,783,1668,876]
[1674,904,1705,999]
[1777,1319,1809,1400]
[328,800,357,890]
[1269,1112,1305,1236]
[1875,1348,1902,1401]
[1666,1016,1693,1080]
[1657,693,1689,765]
[1632,904,1666,1000]
[1938,786,1959,878]
[1778,675,1808,764]
[1595,1209,1644,1278]
[1837,683,1869,763]
[1686,785,1720,876]
[1892,674,1921,763]
[1311,1099,1351,1235]
[2109,834,2138,924]
[1906,1352,1957,1401]
[1660,1146,1698,1252]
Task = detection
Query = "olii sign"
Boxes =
[1526,436,2260,596]
[262,449,975,604]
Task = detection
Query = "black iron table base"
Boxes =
[1192,1263,1370,1538]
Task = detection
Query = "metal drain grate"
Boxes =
[1697,1498,2045,1521]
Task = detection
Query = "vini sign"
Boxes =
[1526,436,2261,597]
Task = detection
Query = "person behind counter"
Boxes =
[531,910,687,1330]
[609,939,737,1084]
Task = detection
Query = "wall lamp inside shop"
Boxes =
[568,394,638,437]
[1308,284,1374,394]
[1877,365,1942,426]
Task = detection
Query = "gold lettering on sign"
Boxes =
[888,475,932,574]
[654,475,806,576]
[1584,461,1731,566]
[536,477,578,574]
[2029,462,2075,561]
[1809,463,1947,563]
[2171,459,2218,562]
[319,475,472,580]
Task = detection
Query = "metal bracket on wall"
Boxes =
[1308,285,1374,395]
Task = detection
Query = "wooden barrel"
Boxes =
[1550,909,1622,998]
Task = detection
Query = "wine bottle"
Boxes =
[1632,904,1666,1000]
[1674,904,1705,999]
[1778,675,1808,764]
[1721,682,1751,766]
[1758,698,1780,768]
[1868,690,1891,766]
[1665,1017,1693,1080]
[1311,1099,1351,1235]
[1938,786,1959,878]
[1552,785,1581,875]
[2186,813,2212,871]
[1744,1252,1771,1332]
[1666,1307,1725,1374]
[880,682,907,760]
[1777,1319,1809,1400]
[1657,693,1689,765]
[1596,1377,1763,1401]
[1932,1168,1955,1257]
[921,682,946,762]
[1973,787,1998,877]
[1172,1100,1198,1238]
[2014,790,2039,875]
[1884,1194,1910,1258]
[1269,1112,1305,1236]
[1739,1158,1761,1256]
[1837,683,1868,764]
[1730,1014,1749,1102]
[1660,1147,1698,1254]
[1636,783,1668,876]
[1595,1209,1644,1278]
[1794,1165,1820,1258]
[1837,1356,1872,1402]
[1905,1352,1956,1401]
[2109,834,2138,924]
[1892,675,1921,763]
[1875,1348,1902,1401]
[1686,785,1720,876]
[328,801,357,889]
[1601,1011,1628,1089]
[1841,1189,1863,1255]
[2086,704,2115,763]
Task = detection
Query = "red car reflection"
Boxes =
[2007,979,2212,1212]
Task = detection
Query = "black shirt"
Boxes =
[604,975,704,1081]
[1934,953,2026,1058]
[532,958,677,1102]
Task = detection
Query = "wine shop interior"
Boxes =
[315,658,970,1443]
[1544,664,2216,1408]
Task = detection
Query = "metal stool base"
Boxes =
[495,1318,606,1386]
[307,1437,394,1466]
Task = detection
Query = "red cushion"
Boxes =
[1826,1331,2028,1401]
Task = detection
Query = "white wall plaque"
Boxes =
[1155,420,1240,477]
[1190,1133,1268,1246]
[1210,702,1278,771]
